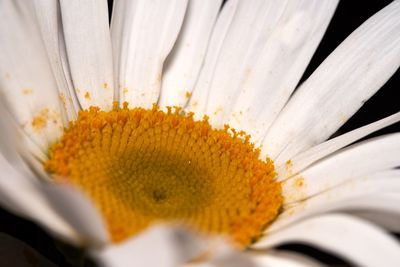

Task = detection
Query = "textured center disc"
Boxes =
[45,103,282,247]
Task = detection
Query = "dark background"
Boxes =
[1,1,399,266]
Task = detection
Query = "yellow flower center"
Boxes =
[45,103,282,247]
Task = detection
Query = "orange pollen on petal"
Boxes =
[32,108,49,131]
[44,103,283,247]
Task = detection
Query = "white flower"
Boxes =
[0,0,400,267]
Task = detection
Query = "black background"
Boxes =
[1,1,399,266]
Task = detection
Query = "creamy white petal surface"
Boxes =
[111,0,188,108]
[351,206,400,232]
[0,98,108,246]
[59,0,115,110]
[0,153,80,244]
[0,0,399,267]
[262,0,400,163]
[276,112,400,180]
[189,0,337,128]
[228,0,338,142]
[187,0,239,119]
[92,227,208,267]
[251,251,328,267]
[282,134,400,204]
[0,0,64,150]
[159,0,223,108]
[254,214,400,267]
[187,249,327,267]
[41,184,109,246]
[269,170,400,233]
[32,0,79,122]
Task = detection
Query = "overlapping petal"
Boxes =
[0,0,399,266]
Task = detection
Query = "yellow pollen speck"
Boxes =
[22,88,33,95]
[123,87,129,94]
[103,82,108,89]
[84,91,91,100]
[191,101,199,108]
[213,106,223,115]
[285,160,292,170]
[295,177,304,187]
[185,91,192,98]
[31,108,49,131]
[45,103,282,247]
[59,93,67,106]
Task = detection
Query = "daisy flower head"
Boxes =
[0,0,400,266]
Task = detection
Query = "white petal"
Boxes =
[32,0,79,121]
[189,0,338,128]
[228,0,338,142]
[277,112,400,180]
[271,194,400,233]
[112,0,188,108]
[158,0,223,108]
[0,99,28,166]
[250,251,327,267]
[189,250,327,267]
[41,184,109,246]
[0,154,81,245]
[187,0,239,120]
[253,214,400,267]
[269,173,400,232]
[351,209,400,232]
[185,242,258,267]
[262,0,400,162]
[282,134,400,204]
[59,0,114,110]
[189,0,289,124]
[0,0,65,151]
[1,103,106,245]
[92,226,204,267]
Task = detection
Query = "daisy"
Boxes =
[0,0,399,266]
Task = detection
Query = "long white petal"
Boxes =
[351,208,400,232]
[228,0,338,142]
[186,250,326,267]
[0,154,81,245]
[262,0,400,163]
[159,0,222,108]
[32,0,79,121]
[282,134,400,204]
[253,214,400,267]
[1,98,108,245]
[92,227,204,267]
[59,0,114,110]
[0,99,28,167]
[277,112,400,180]
[41,185,109,246]
[112,0,188,108]
[269,172,400,232]
[187,0,239,120]
[250,251,327,267]
[189,0,338,128]
[189,250,324,267]
[271,194,400,234]
[0,0,65,151]
[189,0,289,124]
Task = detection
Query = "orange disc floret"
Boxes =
[45,103,282,247]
